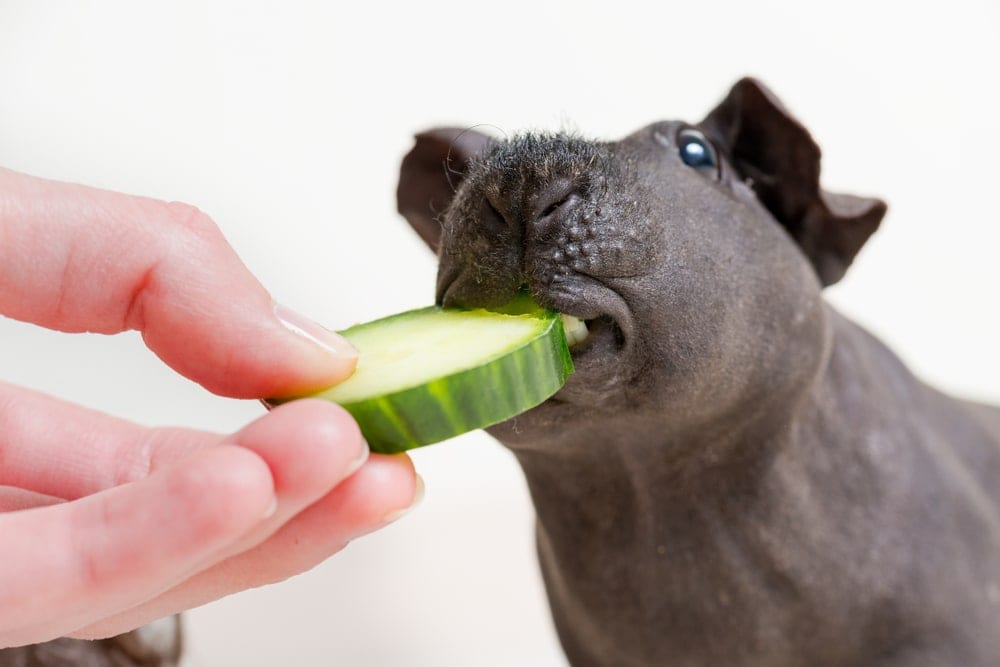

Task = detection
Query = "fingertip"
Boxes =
[229,399,368,501]
[57,452,425,627]
[273,303,358,365]
[339,452,421,535]
[145,304,359,399]
[175,445,278,530]
[381,469,425,525]
[223,452,421,583]
[227,303,360,399]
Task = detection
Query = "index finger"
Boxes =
[0,168,354,398]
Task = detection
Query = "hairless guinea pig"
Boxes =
[397,78,1000,667]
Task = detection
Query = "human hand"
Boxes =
[0,168,421,647]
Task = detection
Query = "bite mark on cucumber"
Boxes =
[266,301,575,453]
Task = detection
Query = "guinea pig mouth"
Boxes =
[560,314,623,357]
[538,276,632,373]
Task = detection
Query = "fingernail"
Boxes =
[262,495,279,519]
[343,440,370,479]
[382,474,425,525]
[274,303,357,358]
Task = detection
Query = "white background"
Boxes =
[1,2,998,665]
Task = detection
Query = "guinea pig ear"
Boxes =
[699,78,887,286]
[397,127,493,253]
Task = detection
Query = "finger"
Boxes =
[0,168,355,398]
[0,381,211,498]
[0,385,367,530]
[0,445,275,647]
[0,486,63,512]
[0,392,375,642]
[73,454,421,640]
[197,399,370,562]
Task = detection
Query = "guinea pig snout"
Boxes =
[529,199,605,281]
[483,177,581,237]
[439,133,653,306]
[479,174,637,287]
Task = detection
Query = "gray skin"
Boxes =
[396,78,1000,667]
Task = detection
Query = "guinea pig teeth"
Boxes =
[560,314,590,347]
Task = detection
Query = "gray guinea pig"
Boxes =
[396,78,1000,667]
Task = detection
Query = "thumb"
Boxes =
[0,169,356,398]
[132,206,359,399]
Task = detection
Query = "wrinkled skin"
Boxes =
[398,79,1000,666]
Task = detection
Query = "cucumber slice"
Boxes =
[268,302,573,453]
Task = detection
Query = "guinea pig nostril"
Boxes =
[533,179,579,223]
[541,200,565,218]
[483,198,514,232]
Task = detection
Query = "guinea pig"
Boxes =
[397,77,1000,667]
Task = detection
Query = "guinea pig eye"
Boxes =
[677,128,719,177]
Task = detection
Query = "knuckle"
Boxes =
[160,201,223,243]
[73,498,120,592]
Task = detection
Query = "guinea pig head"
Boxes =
[396,78,886,449]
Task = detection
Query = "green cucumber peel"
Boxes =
[266,297,573,453]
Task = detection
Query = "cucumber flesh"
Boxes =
[268,303,573,453]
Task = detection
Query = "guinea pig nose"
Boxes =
[532,178,579,229]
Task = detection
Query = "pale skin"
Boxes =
[0,168,421,648]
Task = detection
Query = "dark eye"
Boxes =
[677,128,719,177]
